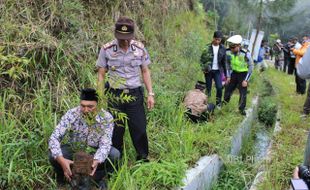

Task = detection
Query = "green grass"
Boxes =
[1,0,264,189]
[212,67,309,190]
[211,71,276,190]
[211,127,257,190]
[257,68,310,190]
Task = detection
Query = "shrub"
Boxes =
[258,97,277,126]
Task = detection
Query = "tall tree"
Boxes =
[202,0,299,39]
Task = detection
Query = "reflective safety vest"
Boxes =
[227,51,249,72]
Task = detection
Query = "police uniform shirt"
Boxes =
[96,40,151,89]
[226,50,253,81]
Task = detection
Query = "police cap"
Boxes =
[227,35,243,45]
[115,17,135,40]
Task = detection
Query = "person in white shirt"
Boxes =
[200,31,227,107]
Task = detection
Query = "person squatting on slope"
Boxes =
[184,81,215,123]
[48,88,120,189]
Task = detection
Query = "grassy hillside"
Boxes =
[0,1,212,189]
[0,0,262,189]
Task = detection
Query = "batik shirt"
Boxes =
[48,107,114,163]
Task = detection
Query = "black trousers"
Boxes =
[303,83,310,114]
[288,57,295,75]
[205,70,223,105]
[108,87,148,159]
[295,68,306,94]
[186,103,215,123]
[283,56,290,73]
[224,71,248,112]
[49,145,120,183]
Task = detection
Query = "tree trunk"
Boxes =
[251,0,263,57]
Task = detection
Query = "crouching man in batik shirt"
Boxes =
[48,88,120,189]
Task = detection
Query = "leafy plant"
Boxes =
[0,47,30,80]
[258,96,277,126]
[0,0,263,189]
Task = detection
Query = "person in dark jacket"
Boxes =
[200,31,227,107]
[282,41,291,73]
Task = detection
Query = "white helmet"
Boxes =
[276,39,281,43]
[227,35,243,44]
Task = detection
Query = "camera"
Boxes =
[299,165,310,188]
[288,44,295,49]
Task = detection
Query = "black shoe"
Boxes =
[136,155,150,162]
[97,180,108,190]
[240,110,246,116]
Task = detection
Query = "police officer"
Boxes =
[96,17,155,161]
[224,35,253,115]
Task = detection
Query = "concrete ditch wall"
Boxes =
[180,155,223,190]
[179,97,259,190]
[249,108,282,190]
[231,96,259,156]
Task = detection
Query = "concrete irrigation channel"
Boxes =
[179,79,279,190]
[179,96,261,190]
[249,108,282,190]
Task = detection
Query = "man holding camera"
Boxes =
[200,31,227,107]
[292,132,310,189]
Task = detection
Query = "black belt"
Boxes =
[109,87,141,94]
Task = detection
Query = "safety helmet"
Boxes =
[227,35,243,44]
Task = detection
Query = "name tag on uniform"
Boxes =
[111,52,119,57]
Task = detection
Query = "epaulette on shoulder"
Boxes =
[240,49,246,54]
[102,41,116,50]
[131,40,145,50]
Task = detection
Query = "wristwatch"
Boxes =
[148,92,155,96]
